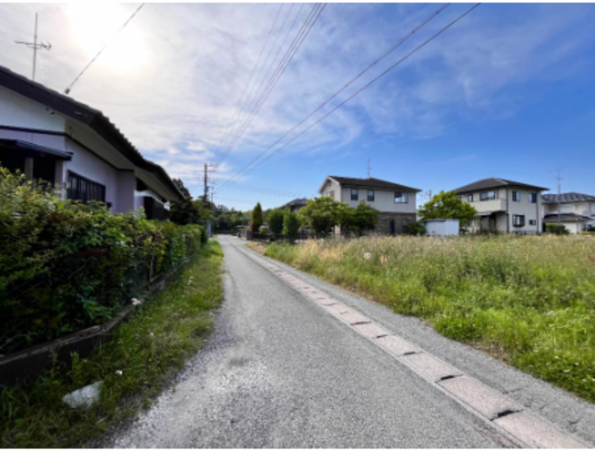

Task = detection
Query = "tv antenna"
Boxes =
[15,13,52,82]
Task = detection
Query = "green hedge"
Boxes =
[0,168,205,354]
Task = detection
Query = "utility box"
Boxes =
[424,219,460,236]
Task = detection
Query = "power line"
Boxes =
[64,3,145,94]
[216,3,457,192]
[212,4,284,165]
[215,4,325,170]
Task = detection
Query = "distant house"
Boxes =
[454,177,548,234]
[280,198,308,214]
[318,175,421,235]
[542,193,595,234]
[0,65,183,219]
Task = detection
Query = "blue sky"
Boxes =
[1,3,594,210]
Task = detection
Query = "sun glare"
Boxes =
[68,3,147,73]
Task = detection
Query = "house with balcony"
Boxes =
[318,175,421,235]
[542,193,595,234]
[454,177,548,234]
[0,65,183,219]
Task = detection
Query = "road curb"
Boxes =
[241,246,588,449]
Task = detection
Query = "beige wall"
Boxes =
[461,187,542,233]
[340,186,417,213]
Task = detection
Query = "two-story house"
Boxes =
[454,178,548,234]
[318,175,420,235]
[542,193,595,234]
[0,65,183,219]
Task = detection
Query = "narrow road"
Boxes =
[109,236,594,448]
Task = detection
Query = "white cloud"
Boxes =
[1,2,593,194]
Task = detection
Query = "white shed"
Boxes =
[424,219,460,236]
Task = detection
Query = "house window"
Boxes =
[394,192,408,203]
[328,190,334,198]
[529,219,537,226]
[467,194,473,203]
[530,193,537,203]
[67,172,106,204]
[367,190,375,202]
[480,190,496,201]
[513,215,525,227]
[351,189,359,201]
[512,191,520,202]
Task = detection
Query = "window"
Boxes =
[467,194,473,203]
[394,192,408,203]
[529,219,536,226]
[67,172,106,204]
[530,193,537,203]
[480,190,496,201]
[328,190,334,198]
[512,191,520,202]
[367,190,375,202]
[513,215,525,227]
[351,189,359,201]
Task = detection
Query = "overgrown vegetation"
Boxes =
[1,241,223,448]
[0,168,205,353]
[418,190,477,228]
[264,235,595,402]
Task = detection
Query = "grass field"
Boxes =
[1,241,223,448]
[263,235,595,402]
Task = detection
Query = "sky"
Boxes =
[1,2,594,210]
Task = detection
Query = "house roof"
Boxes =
[280,198,309,209]
[542,193,595,204]
[322,176,421,193]
[0,65,184,202]
[454,177,548,195]
[543,213,592,223]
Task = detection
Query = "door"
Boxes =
[389,219,395,235]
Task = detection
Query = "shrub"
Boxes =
[546,223,570,235]
[404,221,427,236]
[268,209,284,236]
[283,209,301,241]
[0,167,205,354]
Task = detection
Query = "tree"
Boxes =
[268,208,284,236]
[418,190,477,227]
[298,197,347,237]
[341,202,378,237]
[283,209,301,241]
[170,178,200,225]
[251,202,263,235]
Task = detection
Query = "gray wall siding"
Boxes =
[340,187,417,213]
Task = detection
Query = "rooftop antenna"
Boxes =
[367,159,371,178]
[15,13,52,82]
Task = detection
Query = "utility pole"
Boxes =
[15,13,52,81]
[556,168,563,227]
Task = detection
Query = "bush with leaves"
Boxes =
[341,202,378,237]
[298,197,347,237]
[268,208,284,236]
[283,209,301,241]
[251,202,263,235]
[0,167,205,354]
[546,223,570,235]
[404,221,427,236]
[419,190,477,228]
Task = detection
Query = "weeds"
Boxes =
[265,235,595,402]
[0,241,223,448]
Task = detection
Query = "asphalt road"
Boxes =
[108,236,595,448]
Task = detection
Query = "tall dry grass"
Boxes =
[266,235,595,402]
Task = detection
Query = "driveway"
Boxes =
[107,236,594,448]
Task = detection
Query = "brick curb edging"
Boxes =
[0,255,194,388]
[241,246,588,449]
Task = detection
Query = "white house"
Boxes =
[318,175,421,234]
[542,193,595,234]
[0,65,183,219]
[454,177,548,234]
